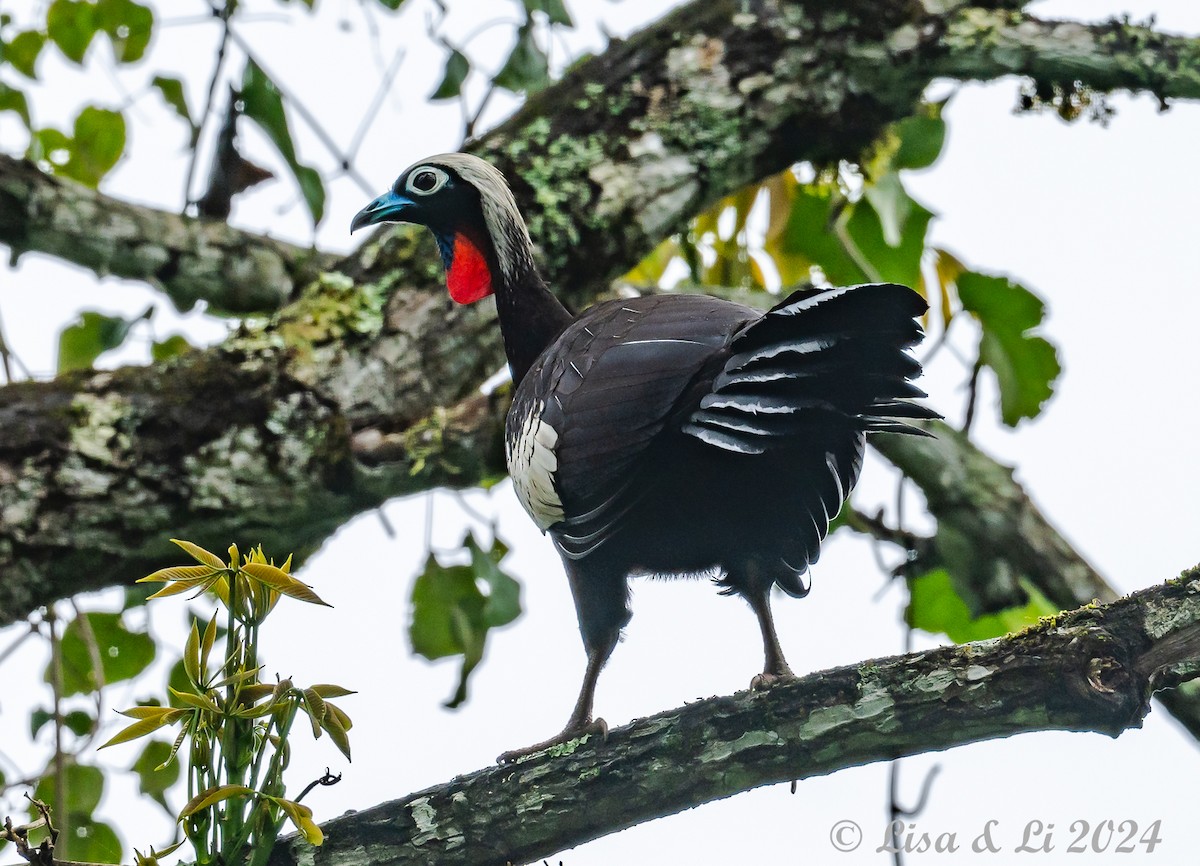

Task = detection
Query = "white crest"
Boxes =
[421,153,536,285]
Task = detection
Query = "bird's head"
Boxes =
[351,153,535,305]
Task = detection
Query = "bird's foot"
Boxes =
[497,717,608,765]
[750,667,795,691]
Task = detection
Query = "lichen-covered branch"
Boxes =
[933,10,1200,102]
[0,154,336,315]
[262,568,1200,866]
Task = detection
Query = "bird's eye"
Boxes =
[406,166,449,196]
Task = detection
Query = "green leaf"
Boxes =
[47,611,156,695]
[494,22,549,94]
[957,271,1061,425]
[468,536,520,627]
[30,707,53,739]
[907,568,1059,643]
[64,709,94,737]
[46,0,99,63]
[409,536,520,708]
[96,0,154,63]
[60,105,126,186]
[0,82,31,127]
[61,818,122,864]
[524,0,573,26]
[6,30,46,78]
[150,334,192,361]
[862,171,912,247]
[57,307,144,372]
[150,76,198,145]
[375,0,407,7]
[431,48,470,101]
[27,126,72,167]
[843,184,932,289]
[240,59,325,225]
[132,739,180,809]
[891,101,946,170]
[33,763,105,817]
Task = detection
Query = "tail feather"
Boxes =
[682,283,938,454]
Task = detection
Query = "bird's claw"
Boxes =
[750,670,794,691]
[497,717,607,765]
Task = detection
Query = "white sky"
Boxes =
[2,0,1200,863]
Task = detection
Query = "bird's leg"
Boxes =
[497,634,615,764]
[498,561,628,764]
[746,586,794,690]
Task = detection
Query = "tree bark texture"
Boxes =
[0,155,336,315]
[261,568,1200,866]
[1,1,1198,623]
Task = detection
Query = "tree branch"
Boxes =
[933,10,1200,102]
[262,567,1200,866]
[0,154,337,315]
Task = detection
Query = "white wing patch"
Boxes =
[505,400,565,530]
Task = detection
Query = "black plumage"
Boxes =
[353,154,937,761]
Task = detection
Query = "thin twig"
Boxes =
[962,356,983,435]
[67,600,105,750]
[184,1,236,210]
[346,48,406,163]
[46,606,69,857]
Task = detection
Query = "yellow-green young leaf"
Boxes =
[183,619,201,683]
[209,666,264,691]
[143,575,220,600]
[308,684,355,699]
[270,797,323,845]
[302,688,326,737]
[240,562,330,606]
[933,247,965,330]
[200,611,219,673]
[162,724,187,769]
[209,574,230,606]
[179,784,256,819]
[118,705,187,721]
[167,687,220,715]
[171,538,225,569]
[320,703,352,761]
[139,564,218,584]
[133,840,185,866]
[100,709,188,749]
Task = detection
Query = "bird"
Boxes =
[352,153,937,762]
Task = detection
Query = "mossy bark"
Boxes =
[264,570,1200,866]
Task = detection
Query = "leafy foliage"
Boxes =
[46,611,155,695]
[957,272,1061,426]
[57,307,151,372]
[906,569,1058,643]
[239,60,325,226]
[410,534,520,708]
[101,540,350,866]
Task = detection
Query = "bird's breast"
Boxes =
[505,398,565,531]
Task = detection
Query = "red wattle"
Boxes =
[446,232,494,304]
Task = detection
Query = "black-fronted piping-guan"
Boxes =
[352,153,937,762]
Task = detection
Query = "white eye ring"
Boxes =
[406,165,450,196]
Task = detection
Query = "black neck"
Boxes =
[493,261,573,386]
